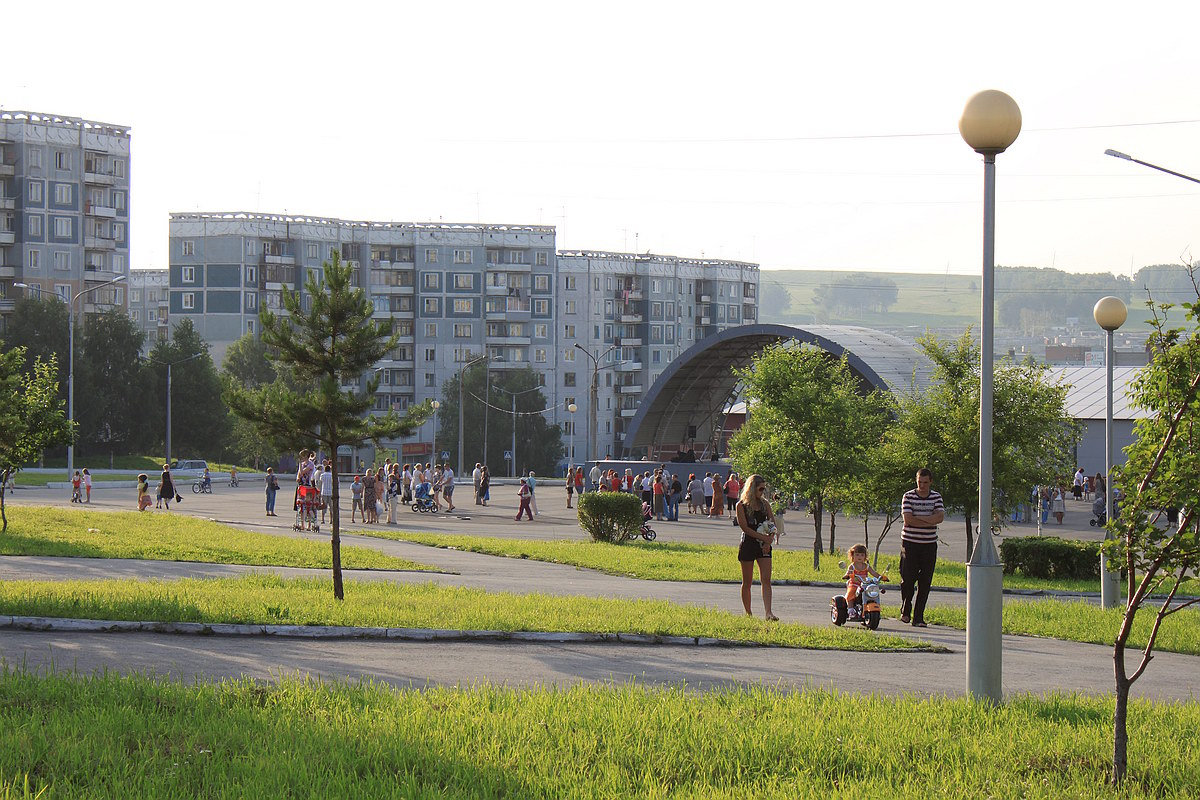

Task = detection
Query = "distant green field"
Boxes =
[759,270,981,328]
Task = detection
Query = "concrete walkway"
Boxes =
[1,491,1198,700]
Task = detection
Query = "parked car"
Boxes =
[171,460,209,480]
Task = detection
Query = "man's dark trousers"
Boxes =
[899,540,938,623]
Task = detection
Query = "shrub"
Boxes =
[577,492,644,544]
[1000,536,1101,581]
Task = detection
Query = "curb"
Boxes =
[0,615,934,652]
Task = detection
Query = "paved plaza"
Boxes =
[2,480,1197,701]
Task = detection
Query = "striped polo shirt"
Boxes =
[901,489,944,544]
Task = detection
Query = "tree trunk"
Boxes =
[964,512,973,559]
[1113,668,1129,786]
[811,496,824,570]
[828,510,837,555]
[0,479,7,534]
[863,516,870,553]
[330,459,344,601]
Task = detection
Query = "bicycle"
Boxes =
[192,480,212,494]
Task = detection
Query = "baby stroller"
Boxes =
[293,484,321,532]
[638,501,657,541]
[411,482,437,513]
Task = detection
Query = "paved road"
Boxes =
[4,487,1196,701]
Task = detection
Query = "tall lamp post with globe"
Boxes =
[1094,296,1127,609]
[959,89,1022,705]
[430,400,441,466]
[567,402,577,471]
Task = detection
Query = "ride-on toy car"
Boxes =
[831,561,888,630]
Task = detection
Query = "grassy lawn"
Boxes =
[2,672,1197,798]
[10,471,134,487]
[27,455,256,471]
[375,532,1200,596]
[887,599,1200,657]
[0,574,933,651]
[0,507,431,572]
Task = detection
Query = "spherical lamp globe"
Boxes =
[1093,296,1128,332]
[959,90,1022,155]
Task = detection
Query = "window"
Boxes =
[54,151,70,170]
[424,373,436,387]
[148,310,157,322]
[422,272,441,290]
[182,293,195,310]
[563,324,575,338]
[534,275,549,291]
[533,298,549,314]
[535,348,547,363]
[453,249,472,264]
[536,251,548,266]
[564,300,576,314]
[113,159,126,178]
[130,309,140,322]
[424,348,436,362]
[423,297,440,314]
[564,275,576,290]
[55,284,70,302]
[182,240,194,256]
[424,323,437,337]
[53,217,71,238]
[651,279,661,293]
[27,182,43,203]
[307,243,318,259]
[182,266,196,283]
[453,273,473,290]
[508,250,526,264]
[28,148,43,169]
[27,250,39,269]
[564,348,575,362]
[454,323,472,337]
[425,248,438,263]
[534,323,548,338]
[246,293,258,310]
[113,191,126,211]
[130,289,142,303]
[651,302,663,319]
[53,184,72,205]
[453,299,473,314]
[246,266,256,284]
[246,319,255,334]
[564,373,577,387]
[27,215,42,237]
[486,249,500,264]
[652,351,661,364]
[112,222,125,240]
[53,251,70,271]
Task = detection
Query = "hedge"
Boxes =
[577,492,644,544]
[999,536,1101,581]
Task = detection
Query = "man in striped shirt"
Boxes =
[900,468,944,627]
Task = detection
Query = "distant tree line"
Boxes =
[813,273,899,316]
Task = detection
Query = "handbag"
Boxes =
[175,493,183,503]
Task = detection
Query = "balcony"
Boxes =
[84,236,116,251]
[619,313,643,324]
[83,300,121,314]
[85,202,117,218]
[485,283,510,296]
[262,265,295,288]
[618,384,643,394]
[0,299,15,313]
[486,335,532,346]
[0,164,15,178]
[619,407,639,418]
[615,361,643,373]
[0,232,14,245]
[83,169,119,185]
[0,266,16,279]
[698,317,711,326]
[497,261,531,273]
[617,337,642,347]
[262,253,296,266]
[84,267,122,283]
[697,294,711,303]
[615,288,643,301]
[0,197,15,210]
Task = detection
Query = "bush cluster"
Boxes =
[576,492,644,544]
[999,536,1101,580]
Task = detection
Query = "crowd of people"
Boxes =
[577,465,747,524]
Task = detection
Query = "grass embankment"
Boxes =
[888,600,1200,657]
[377,532,1200,595]
[0,574,931,651]
[10,471,133,487]
[26,456,253,472]
[0,507,430,572]
[2,672,1198,798]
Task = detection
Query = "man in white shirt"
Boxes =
[472,463,483,505]
[1072,467,1086,500]
[319,464,334,524]
[442,465,457,512]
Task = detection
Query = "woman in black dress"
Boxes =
[735,474,779,621]
[157,465,176,510]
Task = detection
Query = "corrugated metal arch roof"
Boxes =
[624,324,933,455]
[1053,366,1147,420]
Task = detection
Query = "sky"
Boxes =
[4,1,1199,277]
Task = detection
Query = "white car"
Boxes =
[172,460,210,481]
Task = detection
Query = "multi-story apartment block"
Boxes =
[0,111,131,333]
[168,212,758,467]
[128,268,170,350]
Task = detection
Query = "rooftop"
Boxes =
[0,110,131,138]
[169,212,555,235]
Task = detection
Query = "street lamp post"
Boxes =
[567,402,577,470]
[457,354,495,473]
[19,275,127,479]
[960,89,1022,705]
[436,398,446,465]
[159,352,203,467]
[1094,296,1128,609]
[489,384,542,477]
[1104,150,1200,185]
[573,343,620,464]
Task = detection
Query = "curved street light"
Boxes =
[573,342,621,464]
[457,354,498,473]
[960,89,1022,705]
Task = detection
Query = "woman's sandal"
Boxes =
[900,614,911,624]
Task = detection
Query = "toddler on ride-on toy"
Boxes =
[842,544,887,620]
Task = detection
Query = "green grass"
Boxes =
[890,599,1200,656]
[0,574,931,651]
[373,532,1200,595]
[2,672,1199,798]
[8,471,135,487]
[0,507,432,572]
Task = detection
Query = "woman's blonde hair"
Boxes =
[738,474,767,509]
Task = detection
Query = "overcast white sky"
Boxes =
[5,1,1199,277]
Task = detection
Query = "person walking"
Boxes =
[442,465,457,513]
[574,466,584,498]
[157,465,176,511]
[83,468,92,503]
[702,472,714,515]
[589,463,601,493]
[669,473,683,521]
[473,463,483,505]
[350,474,363,522]
[1052,484,1066,524]
[724,472,741,516]
[387,465,400,524]
[319,463,334,524]
[137,473,152,511]
[527,471,538,516]
[687,474,702,514]
[652,472,665,521]
[265,467,280,517]
[566,467,576,509]
[899,468,944,628]
[736,474,779,621]
[515,477,533,521]
[362,470,377,524]
[709,473,725,518]
[480,466,491,506]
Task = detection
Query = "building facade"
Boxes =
[128,268,169,351]
[168,212,758,467]
[0,110,131,333]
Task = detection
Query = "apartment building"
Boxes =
[0,110,131,333]
[168,212,758,465]
[128,268,170,351]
